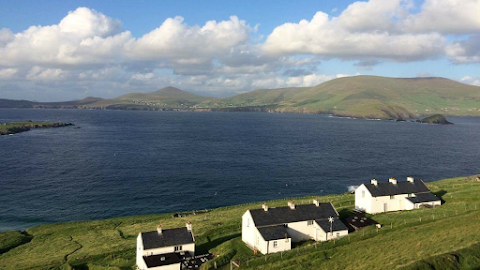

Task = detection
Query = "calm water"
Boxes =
[1,109,479,231]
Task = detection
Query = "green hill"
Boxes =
[0,175,479,269]
[204,76,480,119]
[1,76,480,119]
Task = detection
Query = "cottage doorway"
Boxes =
[383,203,387,212]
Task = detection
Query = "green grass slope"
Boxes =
[0,175,479,269]
[209,76,480,119]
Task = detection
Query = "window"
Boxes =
[307,220,313,226]
[362,190,365,198]
[390,195,395,200]
[174,246,182,251]
[273,241,278,248]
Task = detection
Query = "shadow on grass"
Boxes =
[433,190,447,204]
[196,233,241,254]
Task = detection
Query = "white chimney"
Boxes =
[157,225,162,234]
[371,179,378,186]
[186,222,192,231]
[288,201,295,210]
[262,203,268,212]
[313,199,320,207]
[407,177,414,183]
[389,178,397,185]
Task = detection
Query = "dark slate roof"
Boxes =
[344,214,378,230]
[143,252,182,268]
[406,192,440,204]
[315,218,348,233]
[249,203,338,227]
[364,180,430,197]
[141,227,194,250]
[257,225,290,241]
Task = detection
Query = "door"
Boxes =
[384,203,387,212]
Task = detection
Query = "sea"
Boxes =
[1,108,479,231]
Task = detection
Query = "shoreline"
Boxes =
[2,106,473,122]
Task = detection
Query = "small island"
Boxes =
[417,114,453,125]
[0,121,74,135]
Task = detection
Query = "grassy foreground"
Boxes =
[0,175,479,269]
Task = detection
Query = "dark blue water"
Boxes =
[1,109,479,231]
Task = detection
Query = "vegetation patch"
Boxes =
[0,175,478,269]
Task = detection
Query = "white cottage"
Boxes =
[136,223,195,270]
[242,200,348,254]
[355,177,441,214]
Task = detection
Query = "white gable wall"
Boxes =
[241,211,256,249]
[355,184,372,213]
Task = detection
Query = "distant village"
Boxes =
[135,177,441,269]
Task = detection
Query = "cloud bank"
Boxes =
[0,1,479,100]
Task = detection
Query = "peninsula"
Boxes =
[0,121,74,135]
[0,175,479,269]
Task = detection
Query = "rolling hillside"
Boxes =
[2,76,480,119]
[204,76,480,119]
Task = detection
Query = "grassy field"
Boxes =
[0,175,479,269]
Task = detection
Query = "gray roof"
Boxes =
[364,180,430,197]
[406,192,440,204]
[249,203,339,227]
[257,225,290,241]
[141,227,194,250]
[315,218,348,233]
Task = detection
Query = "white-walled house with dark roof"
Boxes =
[242,200,348,255]
[355,177,441,214]
[136,222,195,270]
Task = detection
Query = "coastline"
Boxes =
[1,175,479,269]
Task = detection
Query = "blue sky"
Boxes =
[0,0,479,101]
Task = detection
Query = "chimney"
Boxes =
[313,199,320,207]
[288,201,295,210]
[157,225,162,234]
[186,222,192,231]
[389,178,397,185]
[262,203,268,212]
[371,179,378,186]
[407,177,414,183]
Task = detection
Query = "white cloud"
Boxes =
[403,0,480,34]
[132,72,155,81]
[263,11,445,62]
[26,66,66,81]
[0,7,130,67]
[0,68,18,79]
[460,75,480,86]
[338,0,411,32]
[446,34,480,63]
[124,16,250,63]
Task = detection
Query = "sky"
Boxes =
[0,0,479,101]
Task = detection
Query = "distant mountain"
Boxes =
[1,76,480,119]
[203,76,480,119]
